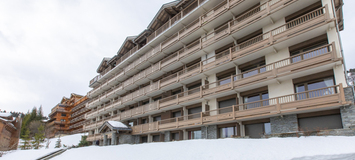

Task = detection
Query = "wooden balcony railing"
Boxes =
[85,3,329,117]
[132,84,348,134]
[87,0,299,99]
[90,41,338,125]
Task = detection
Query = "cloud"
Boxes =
[0,0,172,115]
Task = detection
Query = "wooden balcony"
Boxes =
[131,84,350,134]
[87,0,317,107]
[85,5,334,121]
[99,42,340,124]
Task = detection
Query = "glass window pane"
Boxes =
[243,70,259,78]
[193,130,201,139]
[264,123,271,135]
[219,127,235,138]
[219,78,231,85]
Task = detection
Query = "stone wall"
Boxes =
[119,134,134,144]
[341,87,355,129]
[270,114,298,134]
[201,125,217,139]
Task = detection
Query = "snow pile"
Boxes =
[45,133,87,149]
[107,121,128,128]
[49,136,355,160]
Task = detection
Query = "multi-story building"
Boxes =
[0,113,21,151]
[84,0,354,145]
[47,94,90,137]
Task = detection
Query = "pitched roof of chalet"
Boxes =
[96,57,112,73]
[147,0,180,31]
[116,36,137,57]
[98,121,132,133]
[0,112,12,118]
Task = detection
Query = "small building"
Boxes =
[0,112,22,151]
[47,94,90,138]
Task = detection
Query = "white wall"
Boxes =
[262,17,286,33]
[265,47,290,65]
[268,79,295,98]
[334,65,348,87]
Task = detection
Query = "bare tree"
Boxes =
[28,121,42,137]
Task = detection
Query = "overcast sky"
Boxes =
[0,0,354,116]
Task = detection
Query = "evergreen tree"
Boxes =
[20,128,32,150]
[20,114,31,138]
[55,138,62,148]
[37,105,43,120]
[78,136,90,147]
[31,125,45,149]
[29,107,37,121]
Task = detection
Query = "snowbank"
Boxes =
[1,133,86,160]
[51,136,355,160]
[45,133,87,149]
[1,149,60,160]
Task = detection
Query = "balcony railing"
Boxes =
[131,84,348,134]
[85,6,333,121]
[89,41,338,124]
[87,0,300,99]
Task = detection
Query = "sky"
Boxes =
[0,0,354,116]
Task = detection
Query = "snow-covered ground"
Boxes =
[3,136,355,160]
[1,133,86,160]
[45,133,86,149]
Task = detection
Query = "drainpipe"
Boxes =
[331,0,355,101]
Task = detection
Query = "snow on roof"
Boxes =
[0,112,12,117]
[107,121,129,128]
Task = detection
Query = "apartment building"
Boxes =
[0,113,21,151]
[47,94,90,137]
[84,0,353,145]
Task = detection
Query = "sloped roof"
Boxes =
[0,112,12,118]
[98,121,132,133]
[116,36,137,56]
[147,0,180,30]
[96,57,112,73]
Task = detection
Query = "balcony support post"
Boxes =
[200,86,203,98]
[199,61,203,73]
[231,75,234,89]
[232,105,235,119]
[276,98,281,114]
[266,2,270,15]
[176,117,179,128]
[200,112,203,124]
[339,83,346,104]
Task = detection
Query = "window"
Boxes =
[153,116,161,122]
[152,135,160,142]
[61,113,66,117]
[219,126,237,138]
[217,68,236,86]
[188,106,202,119]
[240,58,266,78]
[129,122,134,127]
[188,130,201,140]
[141,136,148,143]
[141,119,147,124]
[291,41,328,63]
[218,98,237,113]
[171,132,180,141]
[245,122,271,138]
[295,77,335,100]
[243,92,269,109]
[172,111,181,118]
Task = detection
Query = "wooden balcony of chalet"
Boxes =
[84,5,337,122]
